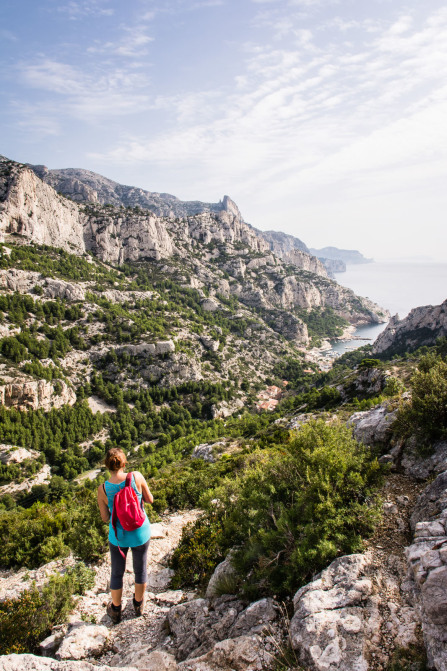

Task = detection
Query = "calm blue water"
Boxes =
[329,261,447,355]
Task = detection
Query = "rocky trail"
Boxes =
[50,510,201,667]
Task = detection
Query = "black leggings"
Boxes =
[109,540,150,590]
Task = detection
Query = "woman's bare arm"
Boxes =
[97,484,110,523]
[135,471,154,504]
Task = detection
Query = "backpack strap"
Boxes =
[111,473,136,559]
[127,472,144,510]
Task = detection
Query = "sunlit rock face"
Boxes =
[373,300,447,355]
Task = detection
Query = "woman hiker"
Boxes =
[97,447,154,624]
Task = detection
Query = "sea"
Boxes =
[328,261,447,356]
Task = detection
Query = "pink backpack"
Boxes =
[111,472,146,557]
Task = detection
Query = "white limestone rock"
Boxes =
[0,654,137,671]
[201,298,219,312]
[0,379,76,412]
[0,165,86,252]
[206,555,237,598]
[0,444,39,464]
[290,553,419,671]
[176,635,274,671]
[373,300,447,355]
[55,624,112,660]
[110,645,177,670]
[0,463,51,496]
[348,402,397,446]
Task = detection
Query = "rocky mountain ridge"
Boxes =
[0,156,388,348]
[29,162,366,278]
[372,299,447,355]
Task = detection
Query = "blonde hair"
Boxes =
[105,448,127,472]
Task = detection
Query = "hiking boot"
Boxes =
[133,594,146,616]
[106,602,122,625]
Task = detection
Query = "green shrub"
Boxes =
[395,354,447,442]
[171,421,382,597]
[0,563,94,654]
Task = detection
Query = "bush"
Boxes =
[0,562,94,654]
[395,354,447,443]
[171,421,382,597]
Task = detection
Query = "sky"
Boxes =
[1,0,447,261]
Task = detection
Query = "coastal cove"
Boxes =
[323,260,447,361]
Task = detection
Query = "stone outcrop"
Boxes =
[283,249,329,278]
[0,656,136,671]
[55,625,112,661]
[0,444,39,464]
[373,300,447,356]
[290,553,419,671]
[0,162,85,252]
[352,367,390,397]
[167,595,278,662]
[176,635,274,671]
[116,340,175,357]
[0,379,76,411]
[205,555,237,598]
[84,210,174,264]
[348,402,398,446]
[0,269,86,301]
[0,464,51,496]
[406,471,447,670]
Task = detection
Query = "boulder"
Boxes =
[348,402,397,446]
[229,598,278,637]
[201,299,219,312]
[192,443,217,464]
[168,596,244,660]
[290,554,419,671]
[401,439,447,481]
[177,635,274,671]
[200,337,219,352]
[110,645,177,670]
[55,624,112,660]
[206,555,237,598]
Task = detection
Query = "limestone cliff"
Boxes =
[0,379,76,412]
[372,300,447,355]
[0,158,85,252]
[260,230,310,255]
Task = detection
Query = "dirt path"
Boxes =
[364,474,427,671]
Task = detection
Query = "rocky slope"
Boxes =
[372,299,447,355]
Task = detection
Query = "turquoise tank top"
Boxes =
[104,473,151,547]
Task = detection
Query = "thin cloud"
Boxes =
[17,59,153,121]
[87,28,154,57]
[57,1,114,19]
